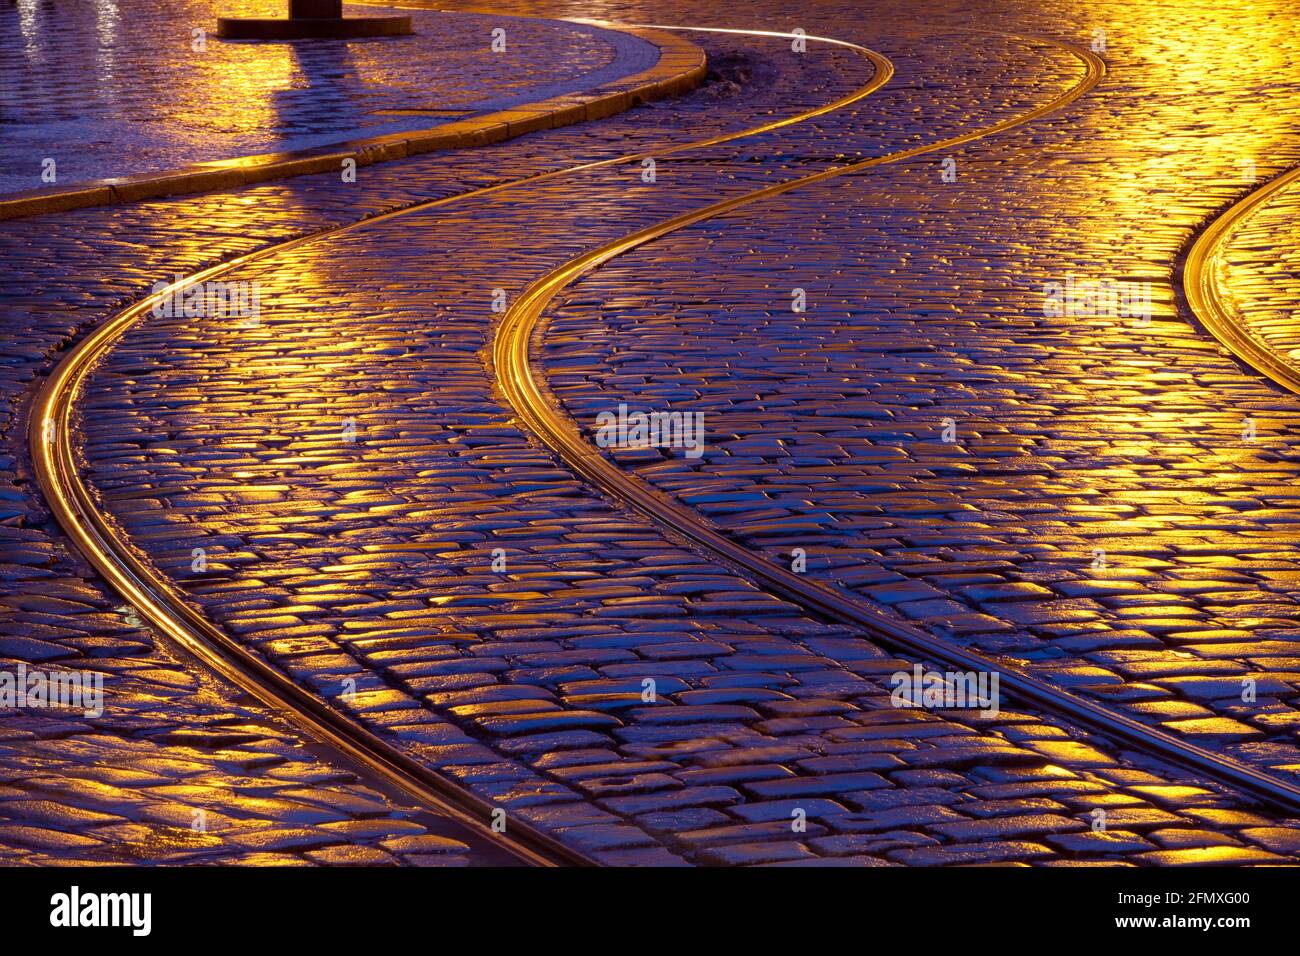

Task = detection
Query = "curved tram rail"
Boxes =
[29,24,892,868]
[40,21,1256,867]
[1184,165,1300,396]
[32,248,593,867]
[495,42,1300,818]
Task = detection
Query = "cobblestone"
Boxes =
[9,0,1300,866]
[1211,175,1300,378]
[0,0,654,193]
[540,0,1300,791]
[1,8,897,864]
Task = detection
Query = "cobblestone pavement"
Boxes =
[39,0,1300,866]
[538,1,1300,783]
[0,2,744,866]
[2,11,917,866]
[0,0,654,193]
[0,679,508,866]
[1211,175,1300,378]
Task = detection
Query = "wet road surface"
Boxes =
[6,0,1300,865]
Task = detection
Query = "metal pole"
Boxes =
[217,0,411,38]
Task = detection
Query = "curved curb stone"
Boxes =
[0,24,706,222]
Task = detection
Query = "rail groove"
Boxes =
[1184,165,1300,395]
[495,41,1300,817]
[28,24,892,866]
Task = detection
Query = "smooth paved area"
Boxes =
[0,0,655,193]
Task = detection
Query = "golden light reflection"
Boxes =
[970,0,1300,561]
[160,239,402,543]
[94,0,122,106]
[178,43,300,137]
[17,0,40,57]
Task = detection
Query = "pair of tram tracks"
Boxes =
[40,23,1286,869]
[1183,165,1300,397]
[28,22,891,868]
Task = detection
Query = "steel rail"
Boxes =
[1184,165,1300,395]
[494,41,1300,816]
[29,24,893,867]
[31,247,595,867]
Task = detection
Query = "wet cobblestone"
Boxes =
[9,0,1300,865]
[63,5,1300,864]
[538,0,1300,789]
[0,0,652,193]
[1212,175,1300,379]
[1,13,893,864]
